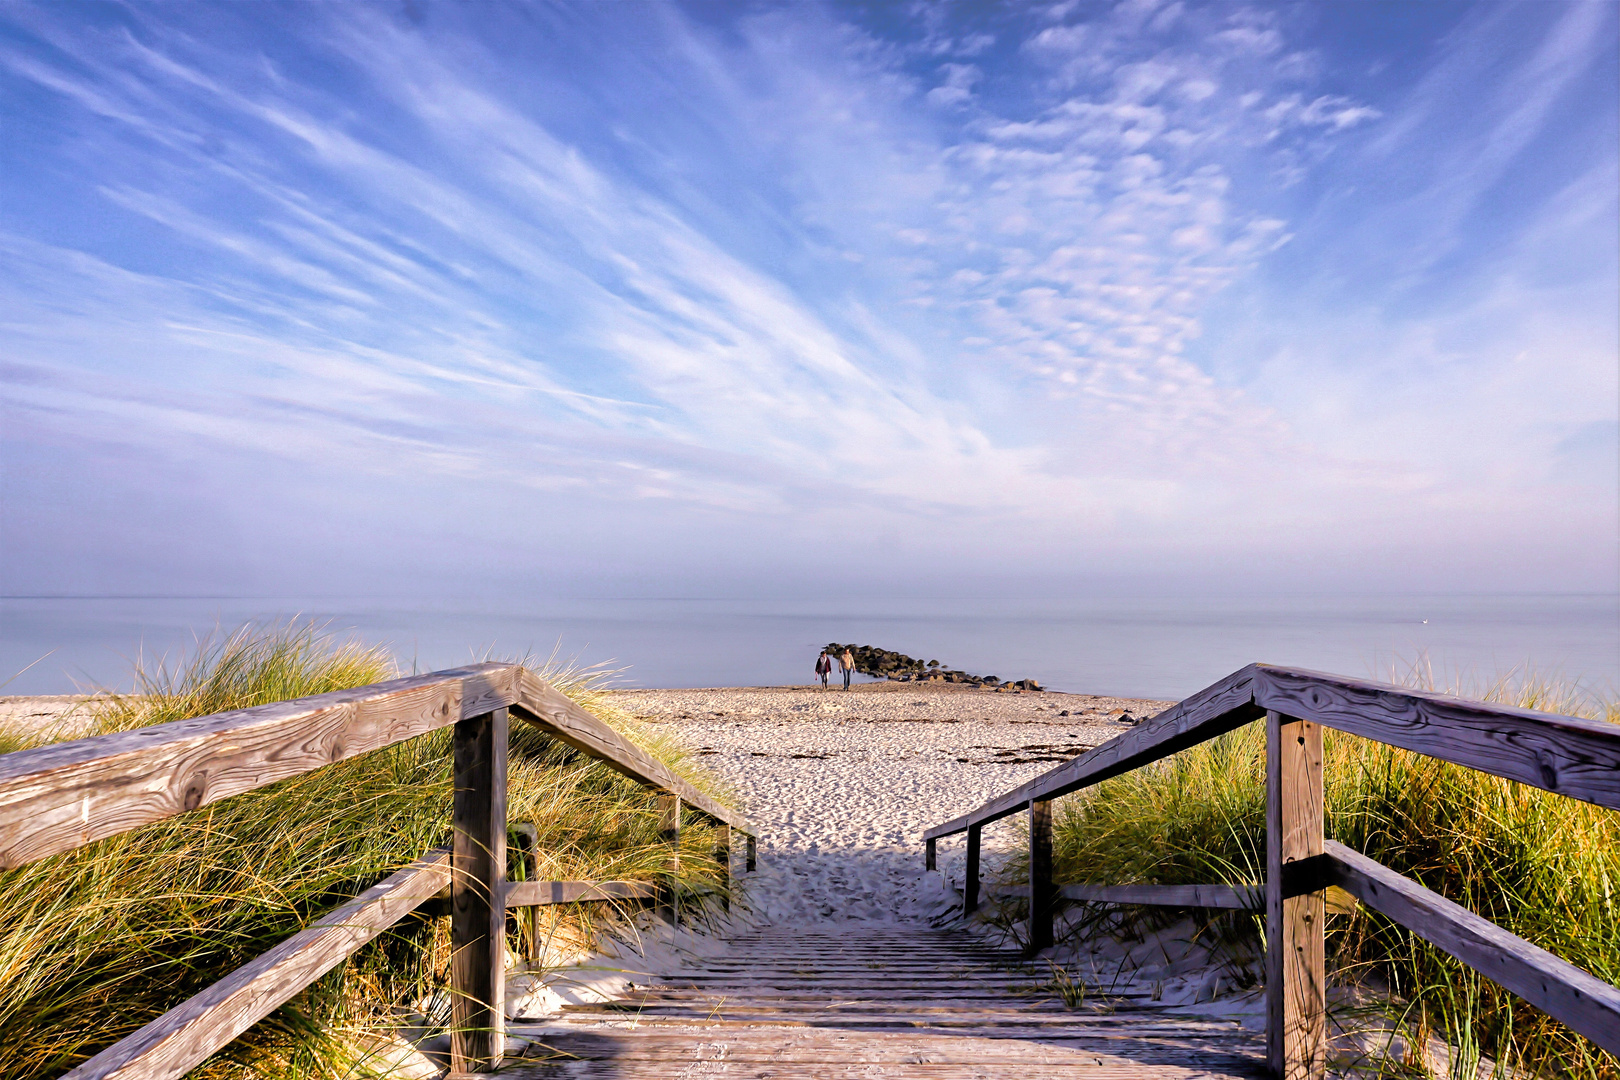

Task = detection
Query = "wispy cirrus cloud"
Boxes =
[0,0,1613,596]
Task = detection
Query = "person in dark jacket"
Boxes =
[815,650,832,688]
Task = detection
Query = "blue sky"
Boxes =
[2,0,1615,600]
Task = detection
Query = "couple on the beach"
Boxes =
[816,648,854,690]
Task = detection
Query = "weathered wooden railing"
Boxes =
[0,661,755,1080]
[922,663,1620,1078]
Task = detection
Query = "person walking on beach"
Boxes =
[815,650,832,689]
[839,647,854,691]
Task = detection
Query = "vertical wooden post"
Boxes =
[1267,710,1326,1080]
[1028,799,1054,954]
[716,824,731,913]
[746,833,757,872]
[964,823,982,915]
[925,837,937,871]
[451,707,507,1074]
[658,794,681,926]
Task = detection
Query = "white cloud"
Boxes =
[926,62,981,108]
[0,0,1610,595]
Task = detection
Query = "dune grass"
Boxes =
[1043,668,1619,1077]
[0,622,738,1080]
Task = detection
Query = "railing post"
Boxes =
[451,706,508,1074]
[658,793,681,925]
[925,837,937,871]
[1267,710,1326,1080]
[1028,799,1054,954]
[746,833,757,872]
[964,823,981,915]
[716,824,731,913]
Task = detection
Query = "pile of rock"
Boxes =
[823,643,1042,691]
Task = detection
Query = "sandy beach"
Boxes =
[0,695,95,744]
[609,682,1170,925]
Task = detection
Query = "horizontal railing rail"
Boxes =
[0,663,753,1080]
[985,881,1267,911]
[922,663,1620,1078]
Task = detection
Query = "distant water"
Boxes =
[1,594,1615,702]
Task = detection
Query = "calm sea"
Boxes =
[1,594,1615,702]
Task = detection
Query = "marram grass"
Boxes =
[0,622,738,1080]
[1045,668,1619,1078]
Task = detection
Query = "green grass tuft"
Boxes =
[1045,667,1619,1078]
[0,621,738,1080]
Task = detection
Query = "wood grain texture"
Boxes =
[925,660,1619,842]
[507,925,1267,1080]
[450,708,507,1075]
[60,850,451,1080]
[1028,800,1055,954]
[1266,712,1325,1080]
[0,663,519,871]
[1062,883,1261,910]
[923,666,1263,841]
[1254,665,1620,812]
[511,669,750,833]
[1324,840,1620,1055]
[745,833,756,872]
[504,880,657,906]
[983,882,1262,910]
[964,823,981,914]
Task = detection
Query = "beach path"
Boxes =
[506,924,1266,1078]
[498,684,1265,1077]
[612,682,1159,923]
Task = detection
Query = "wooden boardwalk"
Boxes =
[503,926,1266,1078]
[10,662,1613,1079]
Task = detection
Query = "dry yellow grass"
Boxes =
[0,621,737,1080]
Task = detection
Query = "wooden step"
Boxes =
[499,1027,1267,1078]
[504,925,1264,1078]
[580,990,1153,1004]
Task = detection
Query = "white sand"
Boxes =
[610,682,1164,925]
[0,695,94,744]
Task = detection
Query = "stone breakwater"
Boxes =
[824,643,1043,690]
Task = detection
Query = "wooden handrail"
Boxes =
[0,663,750,871]
[1253,666,1620,810]
[65,864,667,1080]
[1322,841,1620,1052]
[0,665,753,1080]
[985,881,1267,910]
[504,878,658,906]
[926,663,1620,845]
[61,849,454,1080]
[923,663,1620,1076]
[0,663,505,871]
[509,667,746,831]
[924,664,1264,842]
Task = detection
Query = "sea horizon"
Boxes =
[3,591,1615,704]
